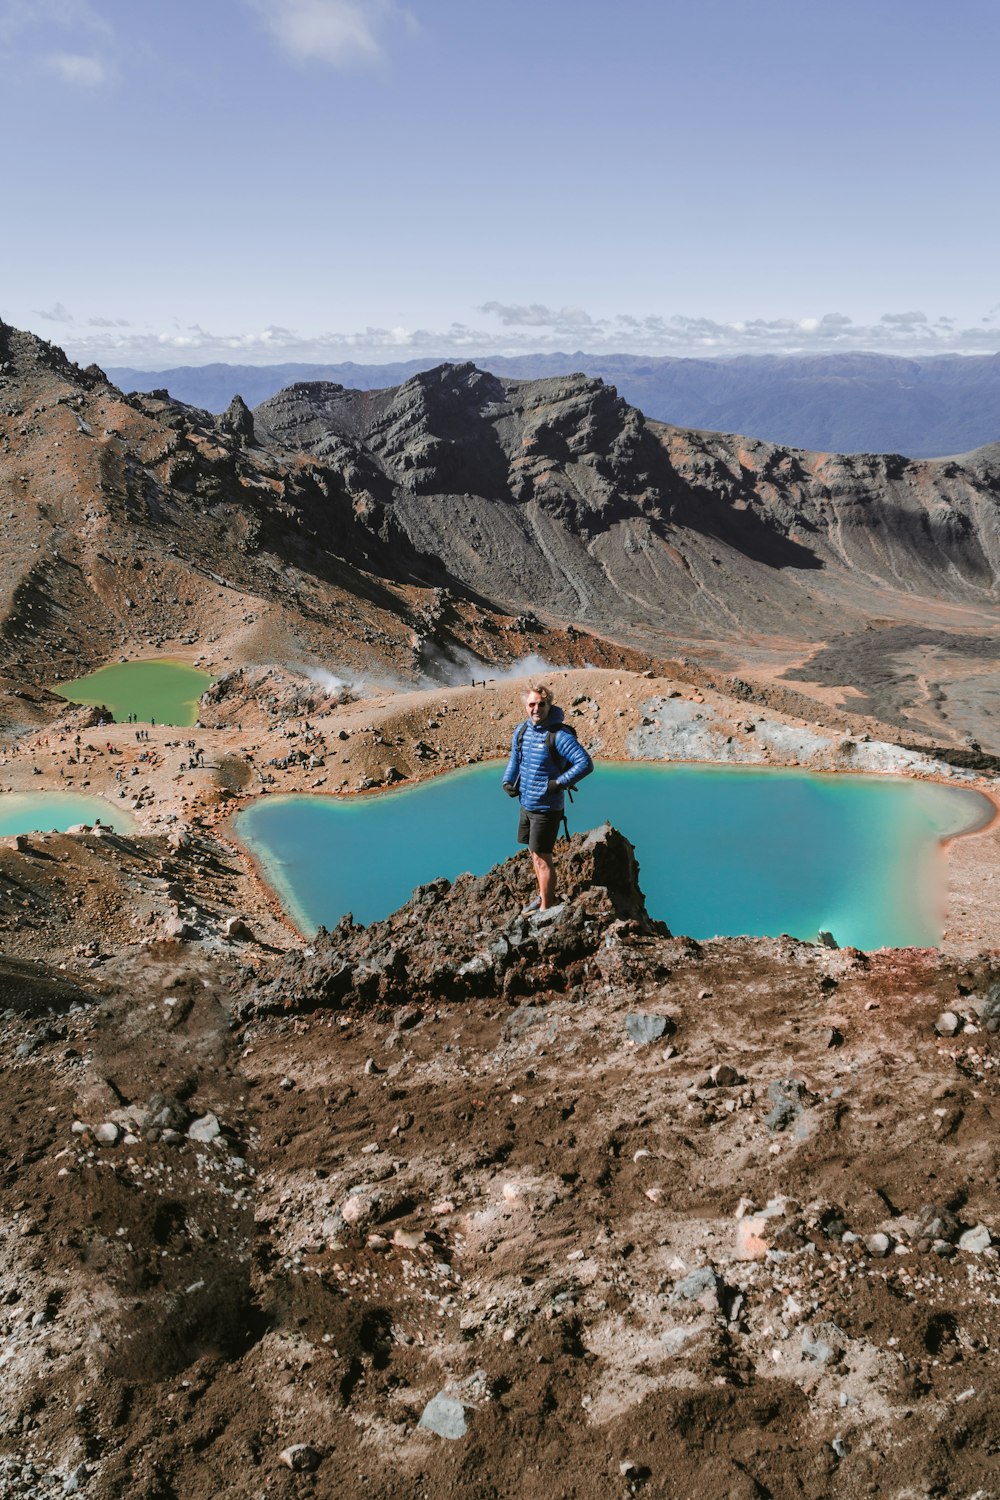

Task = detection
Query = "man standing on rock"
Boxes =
[502,683,593,913]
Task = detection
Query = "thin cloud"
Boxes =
[480,301,600,331]
[880,310,928,326]
[0,0,113,45]
[45,48,108,84]
[32,300,74,322]
[244,0,416,67]
[87,315,131,328]
[47,303,1000,369]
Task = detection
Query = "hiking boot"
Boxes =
[521,896,541,914]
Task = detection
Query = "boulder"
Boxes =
[626,1013,670,1046]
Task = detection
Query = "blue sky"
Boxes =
[1,0,998,366]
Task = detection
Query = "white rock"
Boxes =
[187,1113,221,1143]
[94,1122,119,1145]
[958,1224,992,1253]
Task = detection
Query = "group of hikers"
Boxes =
[502,682,594,914]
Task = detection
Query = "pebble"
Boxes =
[935,1011,961,1037]
[708,1063,742,1087]
[866,1232,891,1257]
[94,1122,119,1146]
[958,1224,992,1254]
[278,1444,321,1472]
[393,1229,425,1249]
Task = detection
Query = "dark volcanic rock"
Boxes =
[216,393,255,445]
[239,823,668,1015]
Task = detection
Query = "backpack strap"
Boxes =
[548,724,578,803]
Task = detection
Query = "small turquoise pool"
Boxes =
[0,792,137,837]
[53,659,215,727]
[234,762,993,949]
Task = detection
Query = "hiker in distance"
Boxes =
[502,683,594,913]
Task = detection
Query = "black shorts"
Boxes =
[517,808,563,854]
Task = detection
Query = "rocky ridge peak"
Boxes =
[240,824,668,1016]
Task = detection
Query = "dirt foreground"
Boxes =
[1,670,1000,1498]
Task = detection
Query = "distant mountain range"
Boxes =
[104,351,1000,459]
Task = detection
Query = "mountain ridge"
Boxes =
[105,349,1000,458]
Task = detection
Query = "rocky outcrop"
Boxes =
[216,393,255,445]
[240,824,668,1015]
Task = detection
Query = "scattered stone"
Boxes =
[342,1190,379,1226]
[394,1004,422,1030]
[187,1113,221,1144]
[660,1327,695,1355]
[801,1329,839,1365]
[708,1062,742,1087]
[626,1014,671,1046]
[504,1005,550,1041]
[163,914,198,941]
[866,1232,892,1257]
[958,1224,992,1254]
[734,1214,772,1261]
[418,1393,468,1440]
[222,915,254,941]
[278,1444,321,1472]
[393,1229,425,1249]
[94,1122,119,1146]
[915,1205,962,1245]
[670,1266,726,1313]
[935,1011,962,1037]
[765,1077,806,1132]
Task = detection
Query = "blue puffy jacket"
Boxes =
[502,705,594,811]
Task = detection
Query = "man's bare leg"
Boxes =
[530,850,557,909]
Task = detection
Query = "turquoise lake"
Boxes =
[0,792,137,837]
[234,763,993,949]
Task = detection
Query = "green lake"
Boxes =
[53,659,215,726]
[234,762,993,949]
[0,792,137,837]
